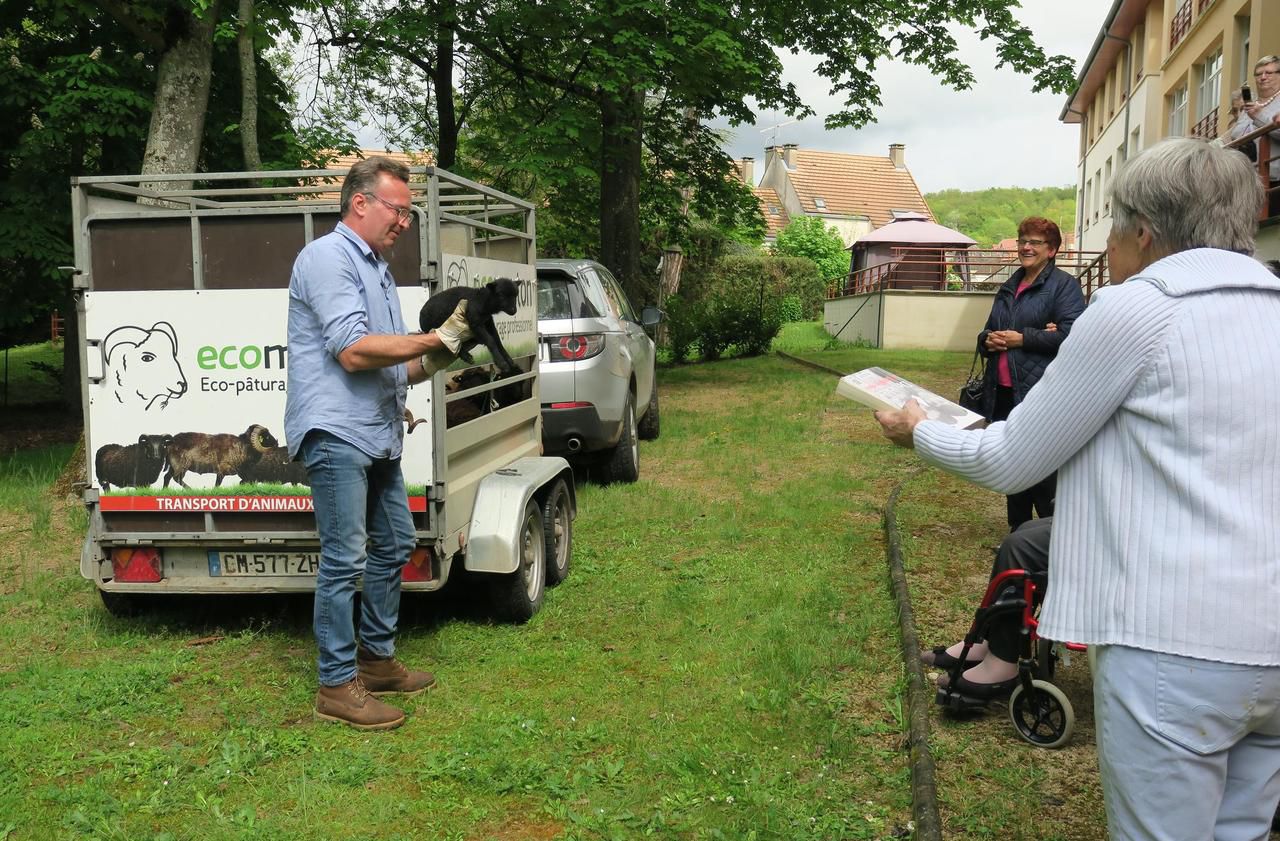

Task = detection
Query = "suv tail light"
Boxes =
[111,547,163,582]
[545,333,604,361]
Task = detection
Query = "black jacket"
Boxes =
[977,260,1086,419]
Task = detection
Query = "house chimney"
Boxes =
[740,157,754,185]
[782,143,797,167]
[889,143,905,169]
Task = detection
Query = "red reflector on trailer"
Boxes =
[111,547,163,583]
[402,547,433,582]
[549,401,594,410]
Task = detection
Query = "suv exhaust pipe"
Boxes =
[566,437,582,453]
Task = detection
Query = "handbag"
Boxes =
[958,351,987,415]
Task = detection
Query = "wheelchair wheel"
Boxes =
[1009,679,1075,749]
[1034,638,1056,680]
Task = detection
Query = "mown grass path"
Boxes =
[0,328,1110,840]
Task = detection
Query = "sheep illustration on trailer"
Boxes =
[95,434,173,491]
[103,322,188,411]
[162,424,279,488]
[235,446,310,486]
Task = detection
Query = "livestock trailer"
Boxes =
[70,167,574,620]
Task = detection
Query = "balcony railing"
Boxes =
[1190,108,1219,140]
[830,248,1106,298]
[1169,0,1192,49]
[1225,124,1278,220]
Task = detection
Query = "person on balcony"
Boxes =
[876,137,1280,841]
[1228,54,1280,216]
[974,217,1085,530]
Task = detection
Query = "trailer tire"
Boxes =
[492,499,546,622]
[542,479,572,587]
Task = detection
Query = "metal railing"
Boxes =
[1191,108,1219,140]
[829,247,1105,298]
[1225,124,1278,220]
[1169,0,1192,50]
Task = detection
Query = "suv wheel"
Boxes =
[597,395,639,484]
[637,383,660,440]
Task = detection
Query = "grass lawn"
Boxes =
[1,341,63,407]
[0,324,1109,840]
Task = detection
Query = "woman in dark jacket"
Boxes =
[977,216,1086,530]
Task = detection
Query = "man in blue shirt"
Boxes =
[286,156,469,730]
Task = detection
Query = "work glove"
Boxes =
[434,300,472,353]
[421,300,473,376]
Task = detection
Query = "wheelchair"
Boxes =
[935,567,1085,749]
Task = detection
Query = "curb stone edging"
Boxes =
[777,348,944,840]
[884,477,943,841]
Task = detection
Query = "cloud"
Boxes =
[716,0,1114,192]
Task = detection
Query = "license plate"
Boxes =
[209,551,320,577]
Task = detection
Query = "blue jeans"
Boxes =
[300,430,415,687]
[1093,645,1280,841]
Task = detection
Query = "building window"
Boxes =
[1093,170,1102,223]
[813,197,826,209]
[1133,25,1145,83]
[1237,16,1252,87]
[1170,0,1192,50]
[1131,126,1142,154]
[1104,158,1113,215]
[1191,49,1223,139]
[1168,85,1188,137]
[1084,179,1092,228]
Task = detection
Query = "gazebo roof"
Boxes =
[851,214,976,248]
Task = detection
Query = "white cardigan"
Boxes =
[914,249,1280,665]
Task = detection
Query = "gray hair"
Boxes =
[1109,138,1260,255]
[1255,55,1280,72]
[340,156,411,216]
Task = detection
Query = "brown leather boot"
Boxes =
[314,676,405,730]
[357,645,437,697]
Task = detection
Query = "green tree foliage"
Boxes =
[926,185,1077,248]
[773,216,849,281]
[0,1,342,348]
[308,0,1077,302]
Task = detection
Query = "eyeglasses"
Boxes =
[1017,238,1049,247]
[363,192,413,221]
[1256,69,1279,78]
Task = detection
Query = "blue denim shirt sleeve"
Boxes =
[293,244,370,359]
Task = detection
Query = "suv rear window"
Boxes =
[537,275,600,319]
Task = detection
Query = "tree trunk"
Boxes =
[433,0,458,169]
[140,2,220,194]
[599,88,644,297]
[656,245,683,348]
[237,0,262,171]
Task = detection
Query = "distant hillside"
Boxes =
[925,186,1076,248]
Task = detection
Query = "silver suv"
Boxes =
[536,259,660,482]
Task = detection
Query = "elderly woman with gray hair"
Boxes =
[876,138,1280,841]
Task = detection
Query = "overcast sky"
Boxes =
[716,0,1115,193]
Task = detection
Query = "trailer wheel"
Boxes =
[542,479,572,587]
[493,499,546,622]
